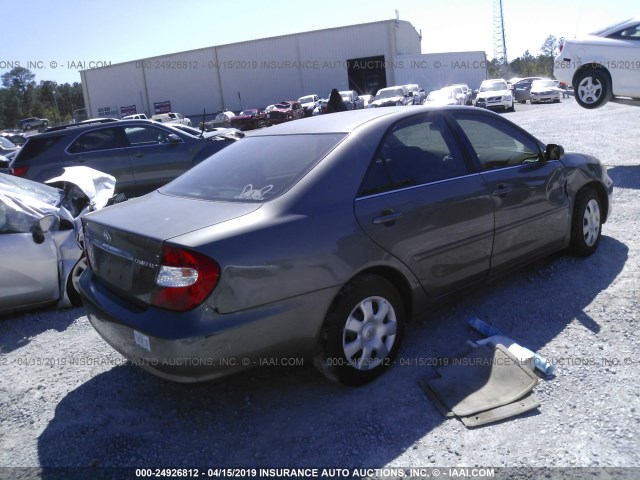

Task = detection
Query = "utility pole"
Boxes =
[493,0,508,76]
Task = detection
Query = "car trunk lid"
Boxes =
[83,191,262,306]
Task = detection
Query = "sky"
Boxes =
[1,0,637,85]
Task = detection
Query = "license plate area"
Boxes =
[92,239,134,290]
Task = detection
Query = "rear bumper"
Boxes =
[79,270,338,382]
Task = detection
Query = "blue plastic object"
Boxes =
[467,317,556,376]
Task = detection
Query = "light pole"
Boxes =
[52,90,60,125]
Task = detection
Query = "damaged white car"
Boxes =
[0,167,116,315]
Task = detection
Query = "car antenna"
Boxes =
[200,108,206,138]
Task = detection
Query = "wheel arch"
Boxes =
[578,180,610,224]
[572,64,613,92]
[344,265,417,321]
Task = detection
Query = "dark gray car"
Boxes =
[9,120,238,197]
[79,106,613,386]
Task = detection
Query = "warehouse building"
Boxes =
[80,20,486,119]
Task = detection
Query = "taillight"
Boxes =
[151,245,220,311]
[11,165,29,177]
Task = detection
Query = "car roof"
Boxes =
[251,105,465,135]
[34,119,172,137]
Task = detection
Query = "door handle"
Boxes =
[373,210,402,225]
[136,151,144,158]
[492,185,512,197]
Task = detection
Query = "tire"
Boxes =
[314,274,405,386]
[574,68,611,109]
[518,100,526,104]
[509,100,515,112]
[570,187,602,257]
[66,255,88,307]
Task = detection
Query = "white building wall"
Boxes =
[81,62,146,118]
[81,20,424,117]
[143,48,221,117]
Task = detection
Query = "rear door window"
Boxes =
[68,128,126,154]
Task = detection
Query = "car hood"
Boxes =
[476,90,510,99]
[371,96,403,106]
[84,190,263,242]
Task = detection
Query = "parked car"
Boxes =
[298,95,321,117]
[122,113,148,120]
[200,110,236,130]
[267,101,304,124]
[0,136,20,157]
[360,95,374,108]
[474,79,515,111]
[230,109,270,130]
[424,88,459,106]
[555,17,640,108]
[18,117,49,131]
[512,77,545,103]
[370,86,412,107]
[445,85,466,105]
[0,155,10,173]
[0,167,116,315]
[339,90,365,110]
[9,120,238,197]
[404,84,427,105]
[78,106,612,387]
[151,112,192,126]
[450,83,473,105]
[0,132,28,146]
[313,99,328,115]
[530,79,563,104]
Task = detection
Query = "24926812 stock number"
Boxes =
[136,468,259,477]
[554,60,640,70]
[134,60,259,70]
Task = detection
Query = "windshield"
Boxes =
[532,80,556,89]
[240,110,258,116]
[376,88,403,99]
[299,96,315,103]
[161,134,346,203]
[480,81,508,92]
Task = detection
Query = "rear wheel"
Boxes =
[314,274,405,386]
[574,68,611,109]
[570,187,602,257]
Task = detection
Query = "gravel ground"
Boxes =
[1,99,639,479]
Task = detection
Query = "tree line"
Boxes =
[488,35,564,80]
[0,67,84,130]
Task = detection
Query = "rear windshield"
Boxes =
[14,135,66,163]
[161,134,345,202]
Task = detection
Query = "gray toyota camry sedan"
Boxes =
[79,106,613,386]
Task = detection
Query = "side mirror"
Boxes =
[32,215,56,244]
[167,134,181,144]
[545,144,564,161]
